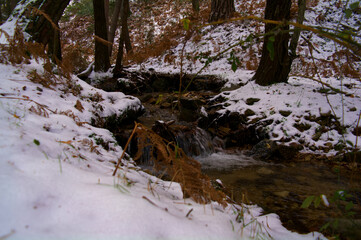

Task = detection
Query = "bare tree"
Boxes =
[108,0,123,56]
[252,0,307,86]
[209,0,235,22]
[252,0,292,86]
[113,0,132,77]
[0,1,3,23]
[289,0,307,60]
[192,0,199,13]
[25,0,70,61]
[93,0,111,72]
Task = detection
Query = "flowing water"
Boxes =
[134,91,361,238]
[197,153,361,238]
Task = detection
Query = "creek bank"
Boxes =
[88,71,361,239]
[87,70,361,166]
[84,69,226,94]
[203,156,361,239]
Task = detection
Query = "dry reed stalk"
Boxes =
[113,122,139,176]
[125,123,226,206]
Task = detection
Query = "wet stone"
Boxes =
[256,167,274,175]
[353,126,361,136]
[279,110,292,117]
[246,98,260,105]
[244,109,255,116]
[274,191,290,198]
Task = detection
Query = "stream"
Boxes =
[102,72,361,239]
[197,153,361,238]
[134,94,361,238]
[136,96,361,239]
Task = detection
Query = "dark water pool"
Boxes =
[198,153,361,238]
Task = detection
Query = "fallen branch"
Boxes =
[112,122,139,176]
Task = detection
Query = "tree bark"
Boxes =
[93,0,111,72]
[209,0,235,22]
[252,0,292,86]
[123,0,132,53]
[25,0,70,61]
[113,0,131,77]
[192,0,199,13]
[104,0,109,28]
[0,1,3,23]
[9,0,18,11]
[289,0,306,59]
[5,0,11,16]
[108,0,123,56]
[3,0,18,18]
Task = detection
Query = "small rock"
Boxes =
[312,132,322,141]
[279,110,292,117]
[293,123,311,132]
[257,167,274,175]
[272,133,279,138]
[244,109,255,116]
[274,191,289,198]
[309,145,317,151]
[160,102,172,109]
[246,98,260,105]
[353,127,361,136]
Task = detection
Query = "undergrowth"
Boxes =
[114,123,227,206]
[0,26,83,96]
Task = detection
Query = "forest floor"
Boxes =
[1,0,361,239]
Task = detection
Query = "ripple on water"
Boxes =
[199,152,361,238]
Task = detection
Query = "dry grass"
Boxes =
[116,123,226,206]
[0,24,86,97]
[59,109,88,127]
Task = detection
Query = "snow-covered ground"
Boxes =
[1,0,360,239]
[0,60,326,239]
[136,0,361,154]
[216,76,361,154]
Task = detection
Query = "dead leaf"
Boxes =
[74,100,84,112]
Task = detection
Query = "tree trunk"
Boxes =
[5,0,11,16]
[123,0,132,53]
[9,0,18,11]
[0,1,3,23]
[113,0,131,77]
[104,0,109,28]
[192,0,199,13]
[93,0,111,72]
[25,0,70,61]
[289,0,307,59]
[108,0,123,56]
[209,0,235,22]
[3,0,19,19]
[252,0,292,86]
[113,32,124,77]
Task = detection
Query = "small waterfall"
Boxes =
[174,127,223,157]
[132,121,225,167]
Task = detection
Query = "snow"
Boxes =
[136,0,361,154]
[215,76,361,153]
[0,60,326,239]
[1,0,359,238]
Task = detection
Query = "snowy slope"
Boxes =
[136,0,361,154]
[0,61,327,239]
